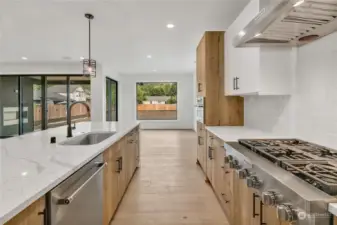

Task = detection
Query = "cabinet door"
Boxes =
[221,166,234,224]
[103,144,119,225]
[197,122,207,172]
[135,128,140,167]
[5,197,45,225]
[196,35,206,96]
[224,0,260,96]
[206,132,215,183]
[117,139,127,201]
[213,137,225,197]
[264,205,280,225]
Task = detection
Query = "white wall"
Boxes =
[244,32,337,148]
[119,73,194,130]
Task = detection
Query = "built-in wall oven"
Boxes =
[196,96,204,123]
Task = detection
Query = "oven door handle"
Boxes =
[57,162,107,205]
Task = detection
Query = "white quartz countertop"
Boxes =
[0,121,139,224]
[205,126,296,142]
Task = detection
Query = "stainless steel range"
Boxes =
[224,139,337,225]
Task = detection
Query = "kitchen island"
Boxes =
[0,121,140,225]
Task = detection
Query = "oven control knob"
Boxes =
[238,169,249,179]
[229,159,240,169]
[224,156,230,164]
[262,191,282,206]
[276,204,297,222]
[246,176,263,189]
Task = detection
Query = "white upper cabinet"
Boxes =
[225,0,295,96]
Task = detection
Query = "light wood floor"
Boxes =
[110,130,229,225]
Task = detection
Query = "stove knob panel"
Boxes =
[276,204,297,222]
[262,191,282,206]
[246,176,263,189]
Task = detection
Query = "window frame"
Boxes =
[136,82,178,121]
[106,77,118,122]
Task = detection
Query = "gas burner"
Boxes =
[281,160,337,195]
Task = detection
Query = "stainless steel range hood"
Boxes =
[234,0,337,47]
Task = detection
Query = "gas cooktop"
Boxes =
[238,139,337,195]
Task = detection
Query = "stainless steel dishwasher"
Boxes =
[49,154,106,225]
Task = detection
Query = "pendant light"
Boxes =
[83,13,96,77]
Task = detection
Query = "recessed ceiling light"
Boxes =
[21,57,28,60]
[21,171,28,176]
[152,69,157,72]
[147,55,152,59]
[80,56,85,60]
[254,33,261,37]
[238,31,246,37]
[293,0,304,7]
[167,23,175,29]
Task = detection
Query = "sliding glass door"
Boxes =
[106,78,118,121]
[0,75,91,138]
[0,76,20,138]
[20,76,43,134]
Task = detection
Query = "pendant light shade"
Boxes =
[83,13,96,77]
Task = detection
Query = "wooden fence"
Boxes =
[34,104,90,122]
[137,104,177,120]
[137,104,177,111]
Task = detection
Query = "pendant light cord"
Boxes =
[88,18,91,62]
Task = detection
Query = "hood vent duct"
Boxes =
[234,0,337,47]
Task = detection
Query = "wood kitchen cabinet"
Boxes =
[196,31,244,126]
[197,121,207,172]
[103,127,140,225]
[103,143,120,225]
[4,197,45,225]
[196,35,206,97]
[206,131,215,184]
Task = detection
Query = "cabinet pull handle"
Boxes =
[236,77,240,90]
[233,78,236,90]
[120,157,123,171]
[260,202,267,225]
[208,147,214,160]
[116,157,122,173]
[253,193,260,218]
[198,83,202,92]
[198,136,201,145]
[38,209,48,225]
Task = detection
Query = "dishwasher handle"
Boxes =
[57,162,107,205]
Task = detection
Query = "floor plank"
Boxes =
[110,130,229,225]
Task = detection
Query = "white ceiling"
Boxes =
[0,0,249,75]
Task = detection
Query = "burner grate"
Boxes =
[281,160,337,195]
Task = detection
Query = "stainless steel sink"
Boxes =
[60,132,115,145]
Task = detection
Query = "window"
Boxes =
[106,78,118,121]
[46,76,91,129]
[21,76,42,133]
[136,82,177,120]
[0,76,20,138]
[0,75,91,138]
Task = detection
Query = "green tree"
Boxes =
[166,96,177,104]
[137,85,147,103]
